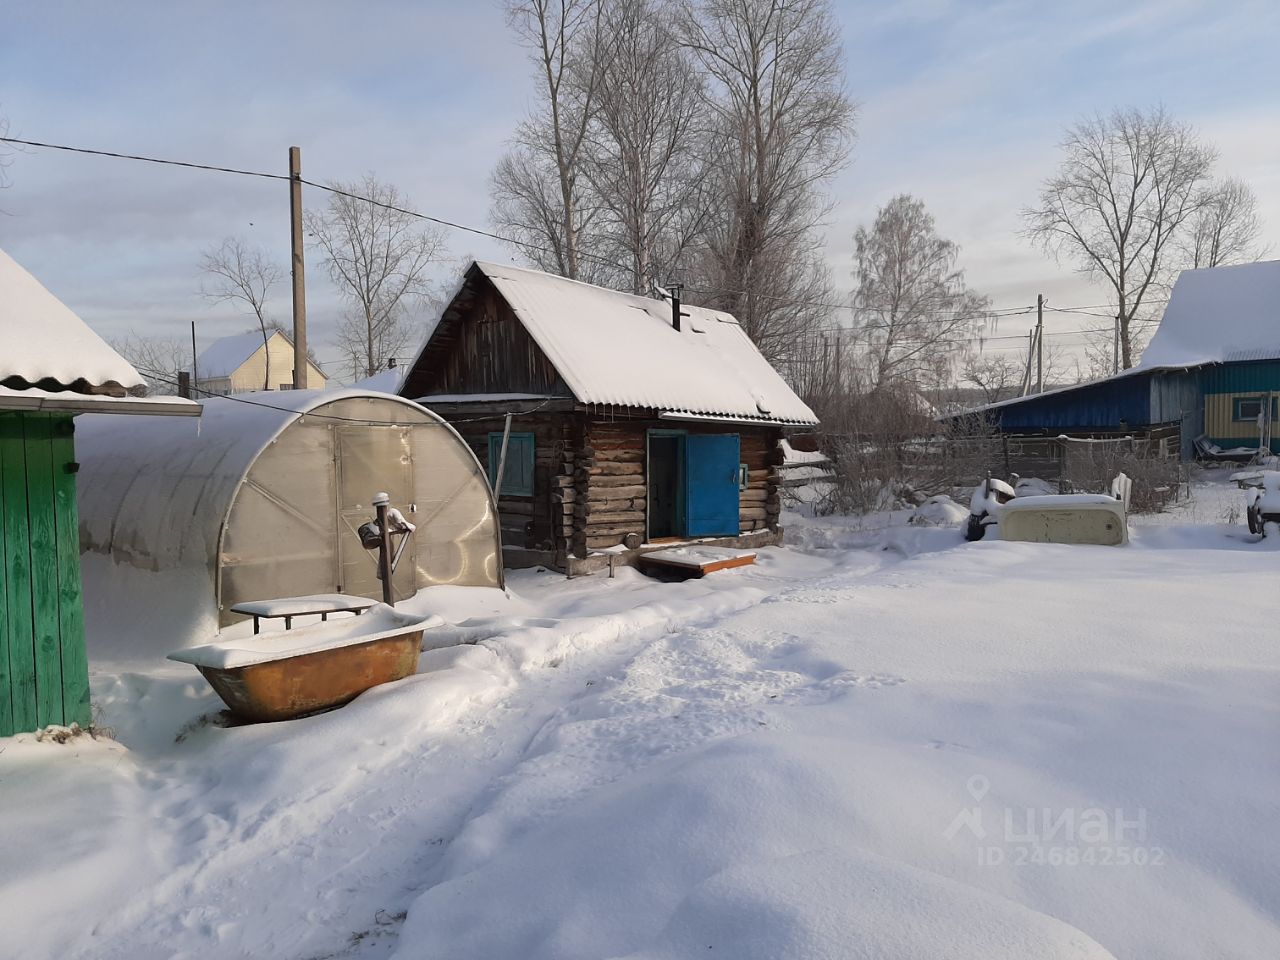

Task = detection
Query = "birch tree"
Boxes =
[581,0,708,294]
[1023,106,1215,369]
[491,0,605,281]
[109,332,189,395]
[200,238,282,391]
[681,0,856,362]
[853,194,990,391]
[306,175,447,379]
[1182,177,1266,268]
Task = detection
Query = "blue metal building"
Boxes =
[959,261,1280,460]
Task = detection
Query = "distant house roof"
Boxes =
[1139,259,1280,368]
[0,247,197,416]
[197,330,281,379]
[0,247,146,395]
[410,261,818,425]
[950,260,1280,423]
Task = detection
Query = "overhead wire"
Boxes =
[129,364,560,427]
[3,134,1168,363]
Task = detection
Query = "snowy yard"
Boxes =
[2,479,1279,960]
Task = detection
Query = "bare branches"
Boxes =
[1182,177,1267,268]
[109,331,189,395]
[853,194,991,392]
[683,0,856,360]
[200,238,283,391]
[581,0,708,294]
[1023,106,1215,369]
[306,175,448,380]
[494,0,606,281]
[492,0,855,368]
[961,354,1024,405]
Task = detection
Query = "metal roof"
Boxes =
[1140,260,1280,368]
[0,247,147,395]
[415,261,818,426]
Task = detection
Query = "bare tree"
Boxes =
[852,194,991,391]
[1024,106,1215,370]
[200,238,283,391]
[581,0,708,294]
[961,353,1024,404]
[109,332,190,395]
[307,175,448,379]
[680,0,856,361]
[492,0,605,280]
[1181,177,1267,268]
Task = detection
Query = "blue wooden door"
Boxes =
[684,434,740,537]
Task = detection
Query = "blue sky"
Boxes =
[2,0,1277,377]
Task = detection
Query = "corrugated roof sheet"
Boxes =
[461,261,817,424]
[1140,260,1280,368]
[0,247,146,394]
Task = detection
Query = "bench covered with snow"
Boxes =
[230,594,379,633]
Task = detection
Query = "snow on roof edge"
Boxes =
[0,247,147,394]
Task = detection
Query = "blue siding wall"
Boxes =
[1200,360,1280,395]
[989,372,1155,431]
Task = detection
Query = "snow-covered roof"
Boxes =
[413,261,818,425]
[0,247,147,395]
[1139,260,1280,368]
[352,366,406,394]
[196,330,280,379]
[0,384,199,416]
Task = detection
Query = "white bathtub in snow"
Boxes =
[997,494,1129,546]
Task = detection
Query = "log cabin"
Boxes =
[400,261,819,574]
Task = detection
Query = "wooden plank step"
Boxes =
[636,547,756,580]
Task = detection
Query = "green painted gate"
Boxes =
[0,412,89,736]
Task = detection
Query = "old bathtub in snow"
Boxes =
[997,494,1129,546]
[168,604,430,722]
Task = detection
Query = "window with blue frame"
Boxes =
[1232,396,1279,422]
[487,432,535,496]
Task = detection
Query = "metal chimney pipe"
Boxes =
[668,282,683,332]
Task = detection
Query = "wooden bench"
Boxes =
[230,594,379,634]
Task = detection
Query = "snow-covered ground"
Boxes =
[3,477,1279,959]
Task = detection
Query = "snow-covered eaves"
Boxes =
[453,262,818,426]
[0,385,200,416]
[196,331,276,379]
[0,247,147,395]
[658,410,820,427]
[1139,259,1280,368]
[417,392,556,404]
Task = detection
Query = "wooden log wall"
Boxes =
[447,412,581,562]
[437,410,785,564]
[576,422,648,553]
[578,419,785,553]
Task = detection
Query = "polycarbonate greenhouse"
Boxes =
[76,390,502,640]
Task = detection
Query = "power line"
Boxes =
[3,134,1160,330]
[133,363,559,426]
[0,136,290,184]
[4,133,1182,358]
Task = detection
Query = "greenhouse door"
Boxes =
[335,426,418,602]
[684,434,741,537]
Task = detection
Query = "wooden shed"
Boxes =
[400,261,819,573]
[0,248,198,737]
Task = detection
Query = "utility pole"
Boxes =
[1035,294,1044,393]
[1020,329,1034,397]
[1113,314,1120,375]
[289,146,309,391]
[190,320,199,399]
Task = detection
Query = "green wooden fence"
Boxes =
[0,412,89,736]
